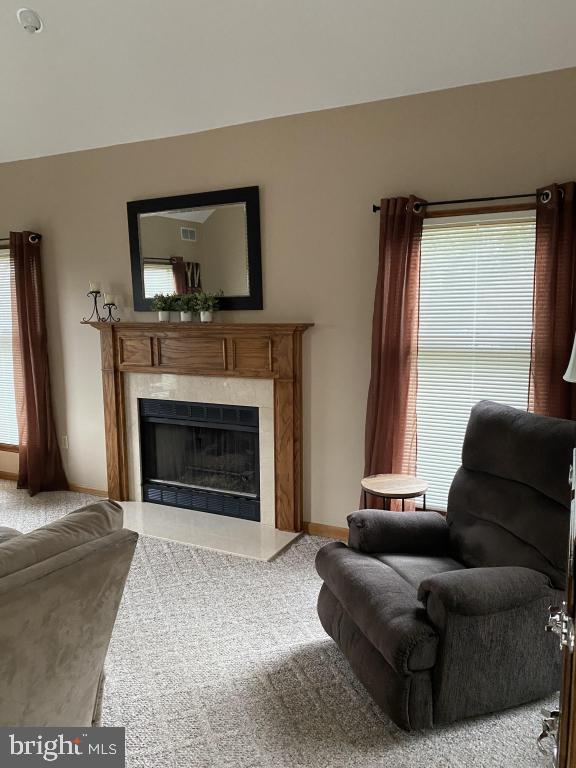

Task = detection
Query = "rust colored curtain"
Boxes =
[362,196,426,509]
[529,183,576,418]
[10,232,68,494]
[170,257,188,294]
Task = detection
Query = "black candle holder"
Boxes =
[81,291,121,323]
[82,290,104,323]
[102,302,121,323]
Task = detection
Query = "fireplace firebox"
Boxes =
[139,398,260,521]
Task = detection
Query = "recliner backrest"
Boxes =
[446,400,576,589]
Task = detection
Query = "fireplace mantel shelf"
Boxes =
[88,321,313,332]
[87,319,312,532]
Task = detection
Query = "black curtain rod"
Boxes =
[372,192,536,213]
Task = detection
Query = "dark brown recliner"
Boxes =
[316,401,574,730]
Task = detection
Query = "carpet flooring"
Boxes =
[0,482,553,768]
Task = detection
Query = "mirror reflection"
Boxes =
[139,202,249,299]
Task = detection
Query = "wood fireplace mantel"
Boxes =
[88,321,312,532]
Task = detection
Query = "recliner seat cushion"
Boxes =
[376,554,465,589]
[315,542,438,672]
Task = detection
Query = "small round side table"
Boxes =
[361,473,429,511]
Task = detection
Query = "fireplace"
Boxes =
[139,398,260,521]
[89,322,311,531]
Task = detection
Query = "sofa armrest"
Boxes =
[92,669,105,727]
[417,566,553,617]
[347,509,450,555]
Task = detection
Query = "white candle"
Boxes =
[89,281,101,293]
[103,293,114,305]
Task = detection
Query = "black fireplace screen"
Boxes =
[139,399,260,521]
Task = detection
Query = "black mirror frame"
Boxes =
[127,186,263,311]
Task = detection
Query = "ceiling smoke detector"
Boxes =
[17,8,43,34]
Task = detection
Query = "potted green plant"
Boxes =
[151,293,177,322]
[195,290,222,323]
[177,293,196,322]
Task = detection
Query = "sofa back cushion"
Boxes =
[0,527,21,545]
[0,500,123,580]
[447,401,576,589]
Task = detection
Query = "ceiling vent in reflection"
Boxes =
[180,227,197,242]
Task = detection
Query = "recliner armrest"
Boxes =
[418,566,553,617]
[347,509,450,555]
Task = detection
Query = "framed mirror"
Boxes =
[127,186,263,311]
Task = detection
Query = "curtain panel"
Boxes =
[170,257,188,294]
[362,196,426,509]
[529,182,576,418]
[10,232,68,494]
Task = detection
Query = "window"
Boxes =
[416,211,536,508]
[143,262,175,298]
[0,251,18,445]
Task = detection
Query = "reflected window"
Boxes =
[143,262,175,298]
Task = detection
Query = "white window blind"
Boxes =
[416,212,536,509]
[143,262,175,298]
[0,251,18,445]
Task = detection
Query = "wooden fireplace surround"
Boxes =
[89,321,312,532]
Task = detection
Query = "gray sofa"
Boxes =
[0,500,138,726]
[316,401,575,730]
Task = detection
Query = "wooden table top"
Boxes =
[361,473,429,499]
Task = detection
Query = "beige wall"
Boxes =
[1,68,576,525]
[140,215,201,264]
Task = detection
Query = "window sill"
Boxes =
[0,443,19,453]
[416,504,447,517]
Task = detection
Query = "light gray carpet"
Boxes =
[0,481,554,768]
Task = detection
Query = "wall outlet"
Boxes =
[62,435,69,450]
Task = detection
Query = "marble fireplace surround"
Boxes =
[124,373,276,527]
[89,322,312,532]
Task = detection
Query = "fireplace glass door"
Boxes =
[139,399,260,521]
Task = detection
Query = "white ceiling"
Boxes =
[2,0,576,163]
[145,210,216,224]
